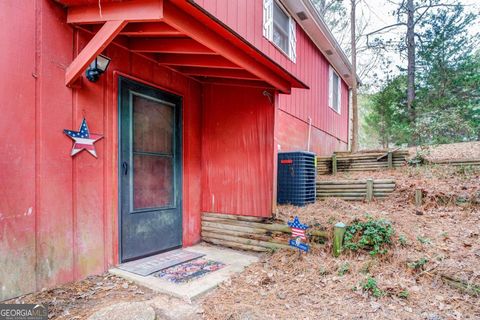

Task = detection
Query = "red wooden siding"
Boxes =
[0,0,203,300]
[195,0,350,145]
[201,84,275,217]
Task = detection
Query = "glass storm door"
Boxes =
[119,77,182,262]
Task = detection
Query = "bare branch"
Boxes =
[365,22,406,37]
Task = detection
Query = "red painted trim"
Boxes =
[67,0,164,24]
[129,38,215,54]
[157,54,241,69]
[120,22,181,36]
[176,67,260,80]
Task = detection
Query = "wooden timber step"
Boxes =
[316,179,396,201]
[201,212,328,252]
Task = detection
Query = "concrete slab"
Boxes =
[87,302,155,320]
[110,243,259,301]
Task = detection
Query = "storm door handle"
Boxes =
[122,161,128,175]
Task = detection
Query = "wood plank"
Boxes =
[176,67,260,80]
[65,20,127,86]
[129,38,215,54]
[201,231,290,250]
[202,226,274,241]
[317,179,395,185]
[202,212,267,222]
[120,22,182,36]
[67,0,163,24]
[201,221,271,234]
[202,237,268,252]
[156,54,241,69]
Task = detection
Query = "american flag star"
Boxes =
[64,118,103,158]
[288,216,309,240]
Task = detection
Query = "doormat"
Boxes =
[154,258,225,283]
[117,249,205,276]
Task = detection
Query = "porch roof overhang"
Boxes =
[58,0,308,93]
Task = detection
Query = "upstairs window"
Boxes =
[263,0,296,62]
[329,66,342,113]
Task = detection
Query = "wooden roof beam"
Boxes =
[163,1,291,93]
[67,0,164,24]
[120,22,182,36]
[130,38,215,55]
[157,54,241,69]
[65,20,127,86]
[176,67,261,80]
[199,78,274,89]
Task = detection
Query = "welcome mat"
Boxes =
[117,249,205,276]
[154,258,225,283]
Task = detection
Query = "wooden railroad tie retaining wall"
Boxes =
[429,159,480,166]
[316,179,396,201]
[201,212,328,252]
[317,150,408,175]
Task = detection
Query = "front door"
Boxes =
[119,77,182,262]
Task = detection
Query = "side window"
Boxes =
[328,66,342,113]
[263,0,296,62]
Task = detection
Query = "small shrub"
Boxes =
[407,257,429,271]
[417,236,431,245]
[398,290,409,299]
[399,234,408,246]
[343,218,394,256]
[337,262,350,276]
[361,277,384,298]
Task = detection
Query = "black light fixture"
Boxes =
[85,54,111,82]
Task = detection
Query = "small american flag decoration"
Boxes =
[64,118,103,158]
[288,216,309,253]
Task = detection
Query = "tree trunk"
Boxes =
[406,0,416,145]
[350,0,359,152]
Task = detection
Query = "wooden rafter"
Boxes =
[120,22,181,36]
[176,67,260,80]
[157,54,241,69]
[65,20,127,86]
[163,1,291,93]
[129,38,215,54]
[199,78,273,89]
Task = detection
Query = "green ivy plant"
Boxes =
[343,218,394,256]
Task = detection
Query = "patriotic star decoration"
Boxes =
[288,216,309,240]
[64,118,103,158]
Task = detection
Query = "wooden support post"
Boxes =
[366,179,374,202]
[415,188,423,207]
[65,20,127,86]
[332,154,337,174]
[387,151,393,168]
[333,222,346,257]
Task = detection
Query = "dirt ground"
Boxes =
[202,164,480,319]
[7,142,480,320]
[407,141,480,161]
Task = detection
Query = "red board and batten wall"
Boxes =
[0,0,277,300]
[0,0,204,300]
[195,0,350,155]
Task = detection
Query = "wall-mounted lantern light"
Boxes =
[85,54,111,82]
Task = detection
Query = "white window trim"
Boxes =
[328,65,342,114]
[263,0,296,63]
